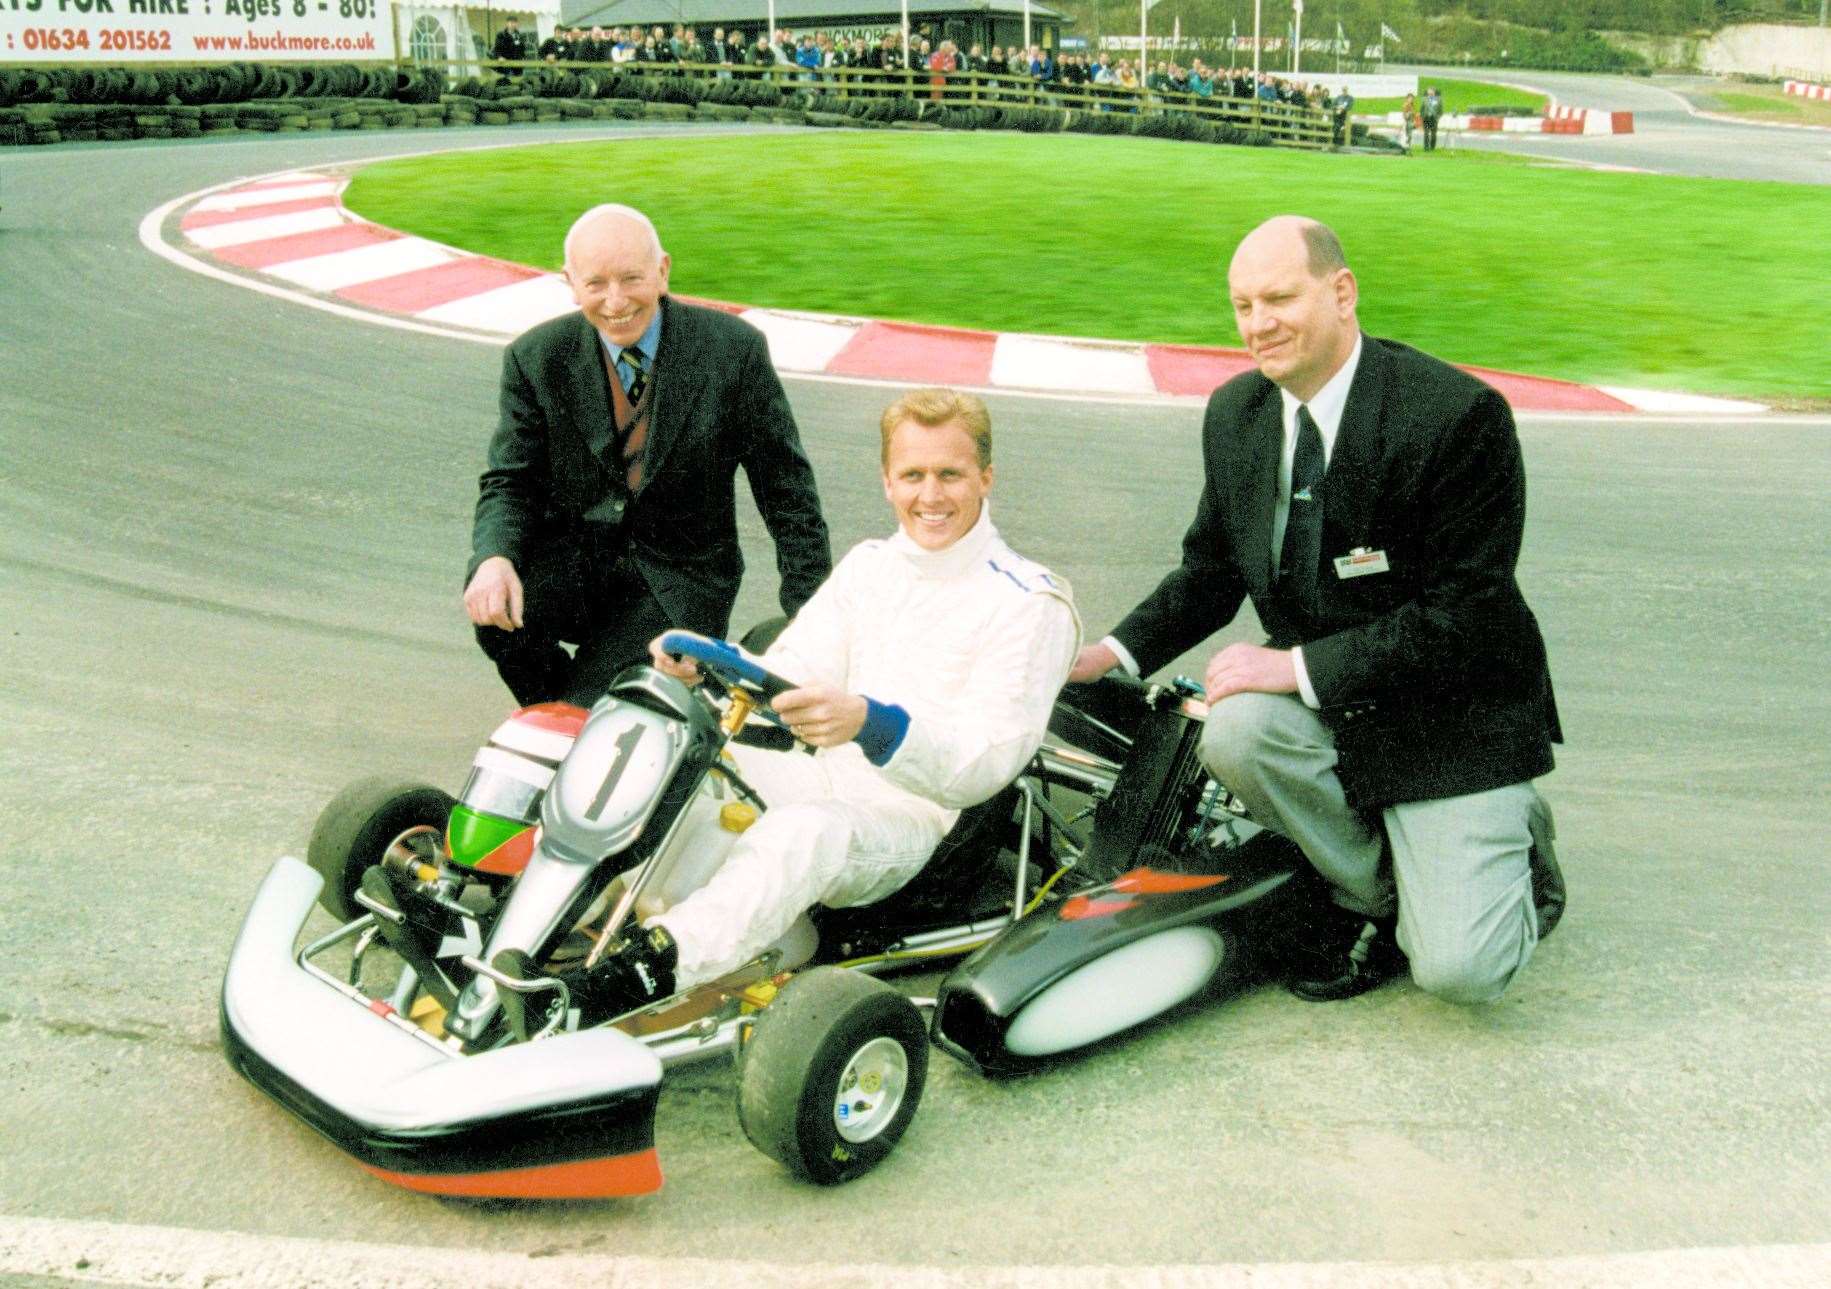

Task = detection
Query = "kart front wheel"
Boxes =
[736,967,927,1185]
[306,777,454,922]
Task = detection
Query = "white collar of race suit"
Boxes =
[886,502,996,579]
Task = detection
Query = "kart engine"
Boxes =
[1073,683,1255,883]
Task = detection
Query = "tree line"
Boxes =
[1067,0,1822,48]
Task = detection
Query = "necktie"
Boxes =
[616,347,648,406]
[1279,405,1325,611]
[613,347,650,490]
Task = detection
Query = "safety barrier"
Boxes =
[0,56,1334,149]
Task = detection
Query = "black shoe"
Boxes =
[1285,911,1406,1003]
[1527,793,1565,941]
[576,924,679,1020]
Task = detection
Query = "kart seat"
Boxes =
[812,783,1021,934]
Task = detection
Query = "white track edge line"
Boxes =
[4,1213,1830,1289]
[140,188,503,348]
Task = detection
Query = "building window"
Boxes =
[409,14,448,64]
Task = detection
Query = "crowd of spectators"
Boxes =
[494,24,1340,124]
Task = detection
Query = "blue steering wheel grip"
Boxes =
[659,630,796,704]
[659,630,910,764]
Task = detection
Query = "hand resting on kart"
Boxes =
[1068,641,1119,683]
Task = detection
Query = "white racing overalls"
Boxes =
[647,507,1080,987]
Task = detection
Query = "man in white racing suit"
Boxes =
[583,388,1080,1006]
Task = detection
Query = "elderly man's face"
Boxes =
[566,217,669,349]
[882,419,992,552]
[1228,223,1357,403]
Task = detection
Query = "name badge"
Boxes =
[1334,547,1390,579]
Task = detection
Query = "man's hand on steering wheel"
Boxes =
[648,634,702,684]
[652,631,862,748]
[772,686,867,748]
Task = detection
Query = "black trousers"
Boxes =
[1423,117,1439,150]
[474,534,674,708]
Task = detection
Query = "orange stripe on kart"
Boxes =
[473,826,537,876]
[1112,870,1230,894]
[514,702,590,735]
[1060,895,1138,921]
[363,1148,662,1199]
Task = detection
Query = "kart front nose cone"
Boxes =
[220,856,666,1199]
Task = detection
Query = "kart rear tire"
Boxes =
[306,777,455,922]
[737,966,927,1185]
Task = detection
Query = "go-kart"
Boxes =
[219,630,1328,1199]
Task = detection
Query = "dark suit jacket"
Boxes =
[470,297,832,640]
[490,30,526,62]
[1114,335,1560,809]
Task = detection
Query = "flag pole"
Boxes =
[1252,0,1261,84]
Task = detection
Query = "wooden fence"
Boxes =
[459,56,1335,149]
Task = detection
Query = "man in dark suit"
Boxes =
[1070,216,1563,1005]
[1421,85,1443,150]
[464,205,832,708]
[489,18,526,70]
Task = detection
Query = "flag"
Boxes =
[1381,22,1402,45]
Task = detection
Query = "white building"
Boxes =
[397,0,561,74]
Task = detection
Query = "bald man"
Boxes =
[1070,216,1564,1005]
[465,205,831,707]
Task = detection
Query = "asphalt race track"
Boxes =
[1,127,1828,1284]
[1407,65,1831,184]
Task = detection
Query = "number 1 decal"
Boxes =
[586,725,646,821]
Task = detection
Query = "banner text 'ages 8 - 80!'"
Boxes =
[2,0,392,64]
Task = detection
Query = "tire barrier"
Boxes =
[0,60,1327,148]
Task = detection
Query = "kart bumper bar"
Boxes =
[220,856,664,1199]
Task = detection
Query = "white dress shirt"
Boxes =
[1105,335,1364,710]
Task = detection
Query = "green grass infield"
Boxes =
[344,132,1831,402]
[1353,77,1548,117]
[1704,85,1831,129]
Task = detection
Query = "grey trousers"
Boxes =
[1200,692,1550,1005]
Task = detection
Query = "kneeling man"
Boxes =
[587,389,1080,1009]
[1070,216,1564,1005]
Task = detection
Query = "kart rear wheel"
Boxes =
[306,777,455,922]
[737,966,927,1185]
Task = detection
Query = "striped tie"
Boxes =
[615,348,650,490]
[616,346,648,405]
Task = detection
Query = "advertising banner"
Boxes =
[2,0,392,64]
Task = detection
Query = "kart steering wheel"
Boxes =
[658,630,797,728]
